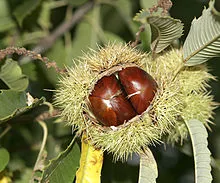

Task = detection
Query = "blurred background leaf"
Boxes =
[0,148,10,172]
[13,0,42,26]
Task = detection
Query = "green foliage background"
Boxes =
[0,0,220,182]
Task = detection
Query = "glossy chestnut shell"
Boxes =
[89,67,157,127]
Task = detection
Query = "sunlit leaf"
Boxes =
[42,139,80,183]
[0,59,28,91]
[183,1,220,66]
[138,148,158,183]
[0,148,10,171]
[0,91,45,123]
[75,134,103,183]
[185,119,212,183]
[13,0,42,26]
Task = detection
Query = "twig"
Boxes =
[31,120,48,183]
[0,125,12,139]
[0,47,67,74]
[149,0,172,15]
[131,25,145,48]
[0,1,94,73]
[32,0,94,54]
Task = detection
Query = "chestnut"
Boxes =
[89,67,157,127]
[89,75,137,126]
[118,67,157,114]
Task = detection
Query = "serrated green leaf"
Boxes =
[0,148,10,172]
[185,119,212,183]
[134,10,150,24]
[13,0,42,26]
[42,139,80,183]
[183,1,220,66]
[138,148,158,183]
[148,16,183,53]
[0,91,45,123]
[0,59,28,91]
[134,9,183,53]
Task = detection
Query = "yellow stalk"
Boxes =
[76,134,103,183]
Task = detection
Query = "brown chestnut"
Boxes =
[118,67,157,114]
[89,67,157,127]
[89,75,137,126]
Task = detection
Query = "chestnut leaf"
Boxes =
[148,16,183,53]
[185,119,212,183]
[75,134,103,183]
[42,138,80,183]
[0,91,45,123]
[134,10,183,53]
[183,0,220,66]
[138,148,158,183]
[0,59,28,91]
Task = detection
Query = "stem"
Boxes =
[30,120,48,182]
[171,63,184,81]
[131,25,145,48]
[35,120,48,167]
[0,125,12,139]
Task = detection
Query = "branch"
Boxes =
[131,25,145,47]
[0,47,67,73]
[32,0,94,54]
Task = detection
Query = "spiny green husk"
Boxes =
[54,44,216,161]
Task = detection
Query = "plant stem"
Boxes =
[0,125,12,139]
[30,120,48,182]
